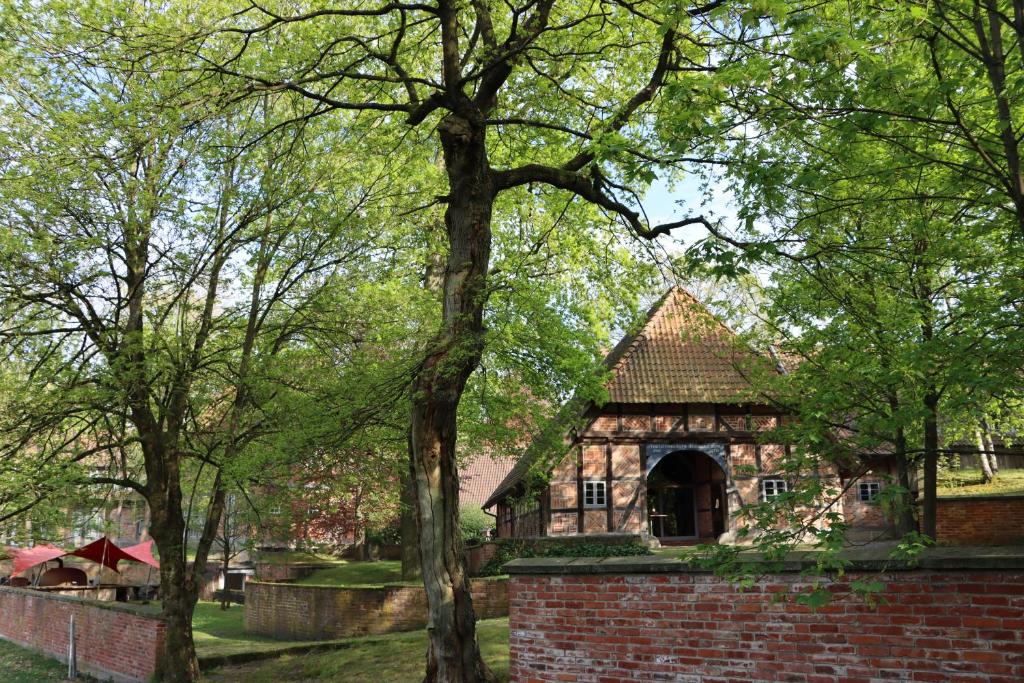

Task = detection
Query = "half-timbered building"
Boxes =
[484,287,893,543]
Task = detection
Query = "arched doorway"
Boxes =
[646,450,728,541]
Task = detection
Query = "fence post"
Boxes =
[67,613,77,678]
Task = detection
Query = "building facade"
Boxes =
[485,288,892,542]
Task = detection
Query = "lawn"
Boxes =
[291,559,404,587]
[202,617,510,683]
[937,468,1024,497]
[252,550,343,566]
[0,638,71,683]
[193,602,345,659]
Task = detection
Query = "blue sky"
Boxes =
[641,174,738,251]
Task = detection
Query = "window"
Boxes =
[760,478,788,502]
[583,481,607,508]
[268,505,282,516]
[859,482,881,502]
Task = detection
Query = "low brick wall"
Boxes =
[245,577,508,640]
[465,542,501,575]
[507,549,1024,682]
[253,561,335,582]
[0,586,164,682]
[937,495,1024,545]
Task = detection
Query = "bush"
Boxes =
[459,505,494,545]
[477,539,651,576]
[366,520,402,546]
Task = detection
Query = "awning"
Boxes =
[10,544,67,577]
[68,538,140,573]
[122,539,160,569]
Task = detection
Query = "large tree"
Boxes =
[0,4,412,676]
[678,0,1024,542]
[168,0,738,679]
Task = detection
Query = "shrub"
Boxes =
[366,520,402,546]
[477,539,651,576]
[459,505,494,545]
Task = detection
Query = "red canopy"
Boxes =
[10,544,67,577]
[68,538,139,573]
[122,540,160,569]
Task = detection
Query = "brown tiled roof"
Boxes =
[460,454,516,510]
[602,287,761,404]
[483,287,771,508]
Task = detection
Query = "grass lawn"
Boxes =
[202,617,509,683]
[252,550,343,566]
[937,468,1024,497]
[193,602,346,659]
[0,638,71,682]
[292,559,405,587]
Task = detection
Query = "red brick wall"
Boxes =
[937,496,1024,545]
[0,586,165,682]
[245,577,508,640]
[509,566,1024,682]
[254,562,337,582]
[464,542,500,575]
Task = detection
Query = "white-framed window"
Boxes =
[859,481,881,502]
[268,505,282,516]
[760,478,788,502]
[583,481,607,508]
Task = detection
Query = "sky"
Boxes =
[641,174,738,252]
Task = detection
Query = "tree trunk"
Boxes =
[409,111,493,683]
[149,498,201,682]
[893,427,917,535]
[982,419,999,477]
[221,540,231,610]
[401,473,421,581]
[920,390,940,539]
[976,428,995,484]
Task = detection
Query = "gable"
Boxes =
[603,288,766,404]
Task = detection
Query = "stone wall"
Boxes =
[506,550,1024,682]
[936,495,1024,545]
[245,576,508,640]
[0,586,165,682]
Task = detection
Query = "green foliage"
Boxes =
[366,521,402,547]
[459,506,494,545]
[658,0,1024,595]
[889,532,934,565]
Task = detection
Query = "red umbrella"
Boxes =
[10,544,67,577]
[122,540,160,569]
[68,538,138,573]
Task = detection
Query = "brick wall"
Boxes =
[465,542,500,575]
[507,554,1024,682]
[245,576,508,640]
[0,586,165,682]
[937,495,1024,545]
[254,561,336,582]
